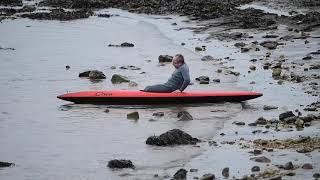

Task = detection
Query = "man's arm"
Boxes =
[179,66,191,92]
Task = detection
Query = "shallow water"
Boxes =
[0,8,318,180]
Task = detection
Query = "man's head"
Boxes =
[172,54,184,69]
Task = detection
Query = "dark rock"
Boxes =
[260,41,279,50]
[250,156,271,163]
[65,65,70,70]
[234,42,246,48]
[89,70,106,79]
[200,173,215,180]
[111,74,130,84]
[263,105,278,110]
[121,42,134,47]
[270,176,282,180]
[220,133,225,136]
[250,59,258,62]
[262,34,279,38]
[196,76,209,84]
[177,111,193,121]
[248,122,257,126]
[0,0,22,6]
[153,112,164,117]
[195,46,203,51]
[286,172,296,176]
[313,173,320,178]
[20,8,93,21]
[252,149,262,155]
[120,65,141,70]
[201,55,215,61]
[190,168,198,172]
[79,70,91,77]
[241,47,250,53]
[283,162,294,170]
[212,79,220,83]
[302,55,312,60]
[222,167,229,178]
[233,121,245,126]
[0,161,14,167]
[251,166,260,172]
[104,109,110,113]
[107,159,134,169]
[146,129,200,146]
[256,117,268,125]
[302,163,313,169]
[127,111,139,120]
[279,111,295,121]
[173,169,187,180]
[158,55,173,63]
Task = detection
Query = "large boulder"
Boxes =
[146,129,200,146]
[111,74,130,84]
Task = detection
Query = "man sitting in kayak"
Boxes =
[144,54,191,93]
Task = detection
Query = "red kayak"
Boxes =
[57,90,262,104]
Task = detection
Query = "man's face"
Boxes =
[172,57,183,69]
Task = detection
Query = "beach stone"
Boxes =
[283,116,298,124]
[107,159,134,169]
[0,161,14,167]
[128,81,138,87]
[234,42,246,48]
[120,42,134,47]
[302,163,313,169]
[200,173,215,180]
[158,55,173,63]
[127,111,139,120]
[120,65,141,70]
[89,70,106,79]
[263,34,279,38]
[173,168,187,180]
[177,111,193,121]
[212,79,220,83]
[190,168,198,172]
[196,76,209,84]
[79,70,91,77]
[283,162,294,170]
[279,111,295,121]
[146,129,199,146]
[270,176,282,180]
[250,156,271,163]
[249,65,256,70]
[313,173,320,178]
[272,68,282,78]
[251,166,260,172]
[65,65,70,70]
[253,149,262,155]
[260,41,278,50]
[295,119,304,127]
[241,47,250,53]
[104,109,110,113]
[296,147,313,153]
[256,117,268,125]
[195,46,203,51]
[302,55,312,60]
[222,167,229,178]
[153,112,164,117]
[233,121,245,126]
[111,74,130,84]
[263,105,278,110]
[248,122,257,126]
[201,55,215,61]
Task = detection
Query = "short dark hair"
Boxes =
[175,54,184,63]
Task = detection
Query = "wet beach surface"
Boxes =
[1,0,320,179]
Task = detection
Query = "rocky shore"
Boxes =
[1,0,319,179]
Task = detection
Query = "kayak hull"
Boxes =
[57,90,263,105]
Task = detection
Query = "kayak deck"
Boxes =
[57,90,263,105]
